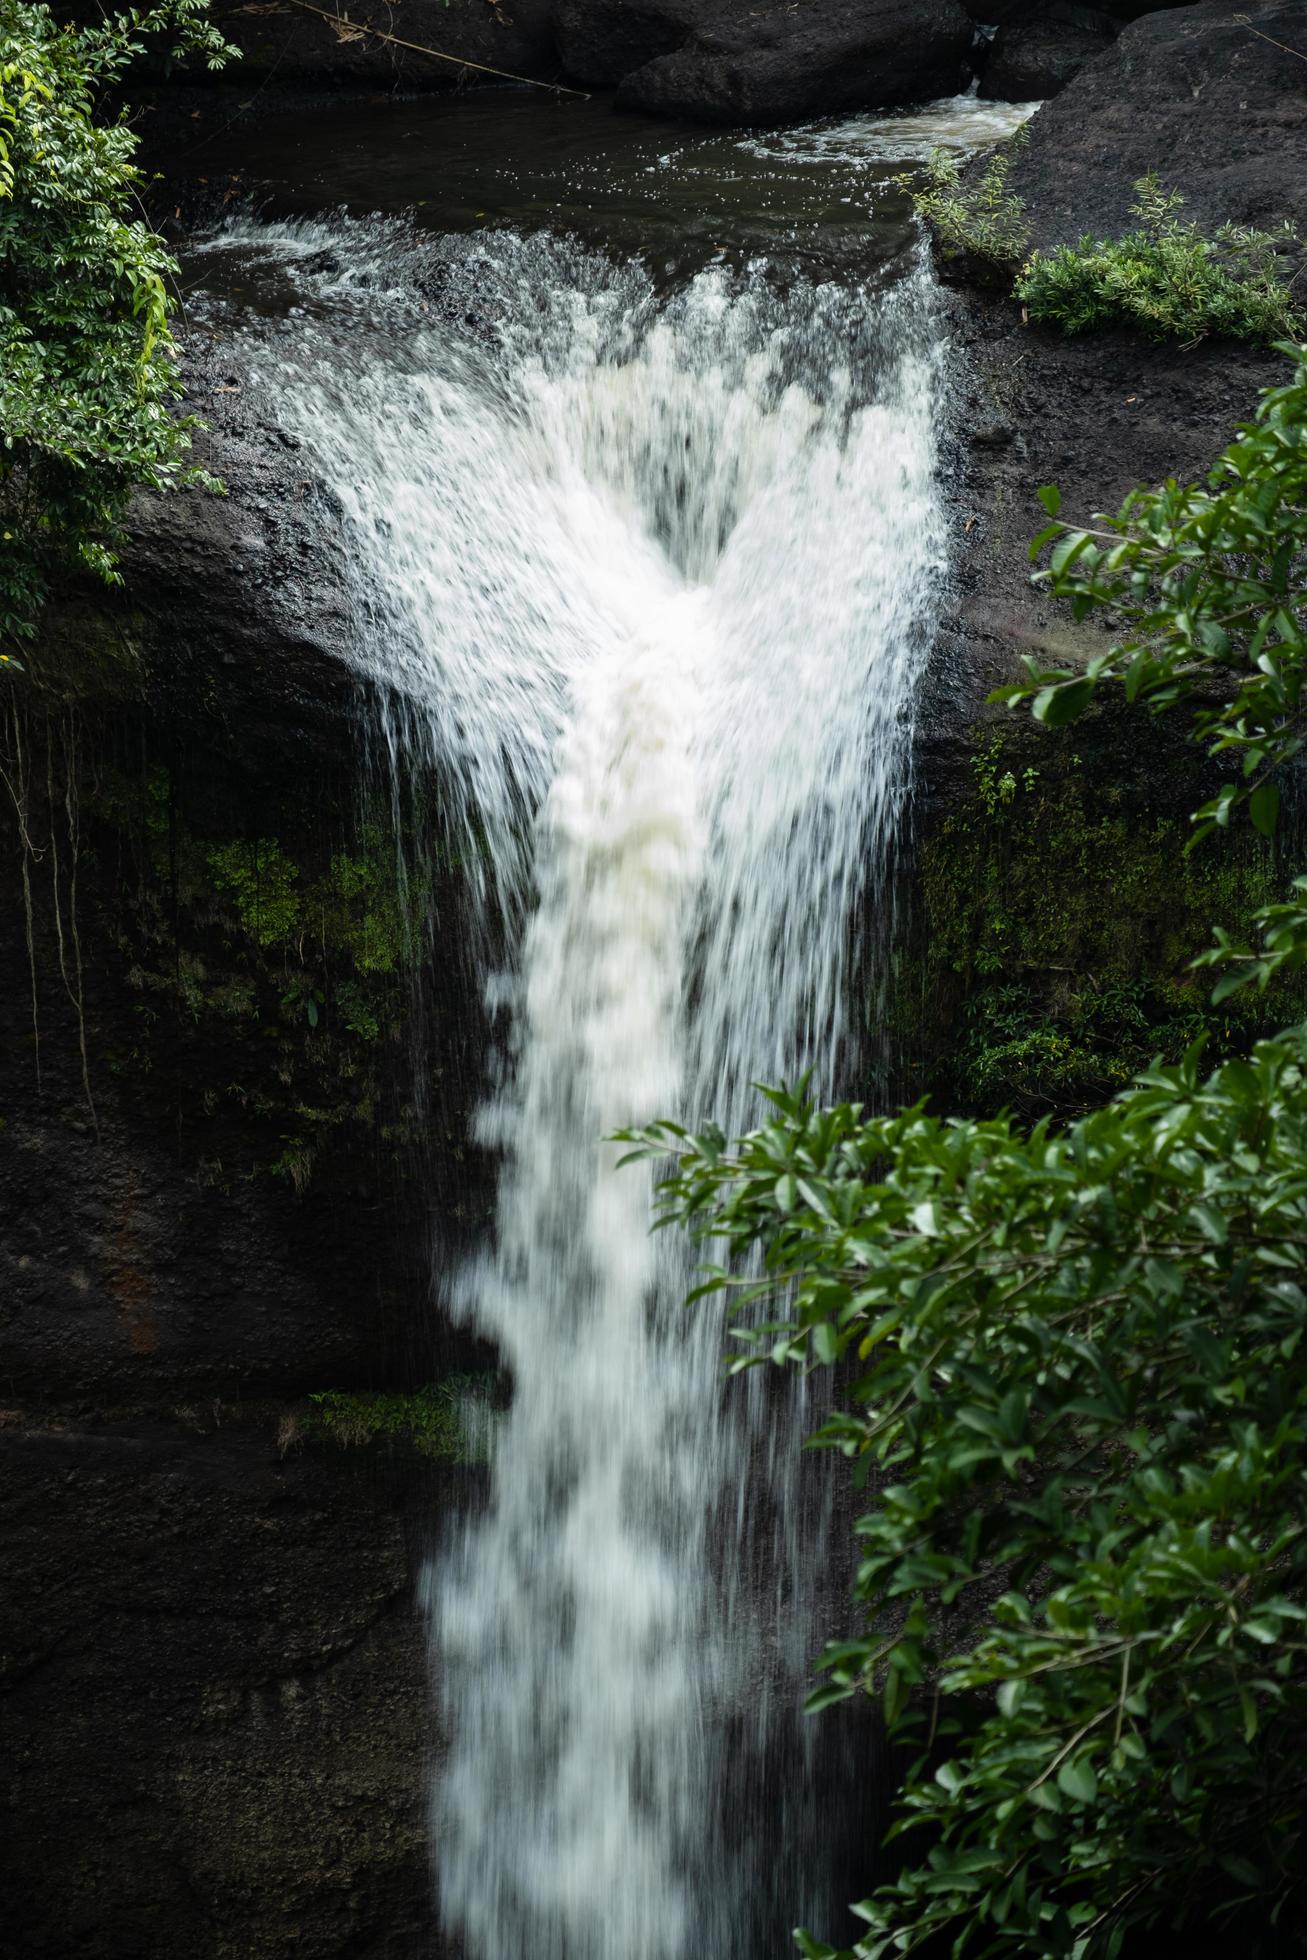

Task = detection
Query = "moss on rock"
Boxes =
[905,721,1304,1117]
[298,1376,496,1463]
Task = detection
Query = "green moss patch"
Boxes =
[299,1378,495,1464]
[908,726,1304,1117]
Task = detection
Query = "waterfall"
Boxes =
[219,220,945,1957]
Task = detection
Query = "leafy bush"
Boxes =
[623,1036,1307,1958]
[913,728,1296,1120]
[952,976,1210,1114]
[1016,177,1302,345]
[0,0,232,657]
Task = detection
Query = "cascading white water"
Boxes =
[218,220,945,1957]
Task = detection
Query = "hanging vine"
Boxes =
[0,698,99,1129]
[0,699,43,1096]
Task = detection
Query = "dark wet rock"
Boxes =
[1007,0,1307,246]
[978,14,1116,96]
[0,329,490,1957]
[552,0,698,84]
[0,1413,439,1959]
[559,0,973,123]
[206,0,560,89]
[920,305,1286,787]
[961,0,1190,20]
[0,333,497,1413]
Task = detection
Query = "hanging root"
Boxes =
[0,702,42,1096]
[60,713,99,1138]
[0,705,99,1130]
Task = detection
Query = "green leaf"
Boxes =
[793,1933,840,1960]
[804,1680,854,1715]
[1249,778,1281,837]
[1210,967,1254,1005]
[812,1321,839,1366]
[1033,677,1095,726]
[1056,1758,1098,1805]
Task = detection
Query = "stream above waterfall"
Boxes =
[178,87,1038,291]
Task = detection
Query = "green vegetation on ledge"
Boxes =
[115,784,428,1189]
[3,714,437,1190]
[300,1379,495,1464]
[912,155,1301,344]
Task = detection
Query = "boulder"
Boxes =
[1006,0,1307,247]
[553,0,702,85]
[575,0,974,125]
[206,0,560,88]
[979,14,1116,97]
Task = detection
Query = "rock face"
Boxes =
[979,13,1116,98]
[0,1415,441,1960]
[962,0,1189,19]
[1005,0,1307,245]
[559,0,974,121]
[0,354,496,1406]
[910,0,1306,1135]
[0,351,492,1958]
[552,0,698,84]
[166,0,1223,109]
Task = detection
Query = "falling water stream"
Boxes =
[187,93,1026,1954]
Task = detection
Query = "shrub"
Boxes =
[0,0,233,657]
[952,976,1210,1114]
[1017,176,1302,345]
[907,153,1301,345]
[623,1033,1307,1959]
[1008,344,1307,858]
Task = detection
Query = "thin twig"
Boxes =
[1232,13,1307,64]
[285,0,591,95]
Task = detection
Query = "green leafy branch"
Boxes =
[999,344,1307,995]
[0,0,236,655]
[620,1034,1307,1956]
